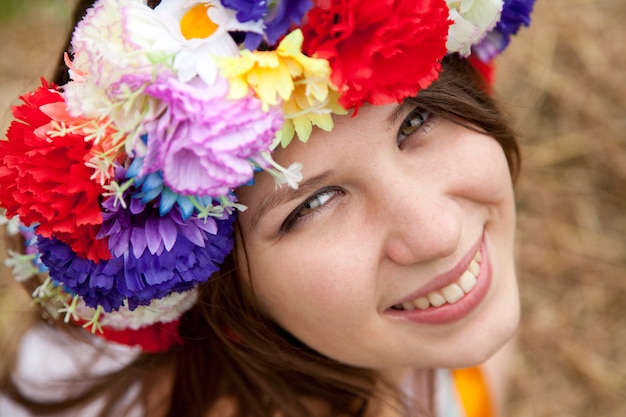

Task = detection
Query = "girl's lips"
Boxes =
[385,235,491,325]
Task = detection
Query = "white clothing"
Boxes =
[0,324,142,416]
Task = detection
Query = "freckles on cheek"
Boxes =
[454,138,513,203]
[270,254,366,315]
[285,262,346,302]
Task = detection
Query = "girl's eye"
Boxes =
[280,188,342,233]
[397,109,431,145]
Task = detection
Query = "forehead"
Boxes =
[234,104,394,234]
[237,102,401,196]
[282,102,405,165]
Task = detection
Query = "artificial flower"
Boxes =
[5,250,40,282]
[230,0,314,50]
[0,211,20,236]
[0,80,111,262]
[52,282,188,351]
[90,320,183,352]
[124,159,190,215]
[64,0,167,125]
[445,0,504,57]
[136,73,282,196]
[98,190,221,260]
[16,222,41,257]
[263,0,314,45]
[219,30,320,108]
[66,0,261,136]
[472,0,536,62]
[154,0,264,83]
[279,86,346,147]
[37,236,125,312]
[272,161,304,189]
[302,0,451,110]
[221,0,268,23]
[468,55,495,87]
[125,158,233,220]
[77,289,198,330]
[219,28,340,143]
[38,196,234,311]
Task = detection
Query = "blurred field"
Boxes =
[0,0,77,373]
[496,1,626,416]
[1,1,625,416]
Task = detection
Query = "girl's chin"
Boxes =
[427,309,520,369]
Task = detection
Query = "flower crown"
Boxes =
[0,0,535,352]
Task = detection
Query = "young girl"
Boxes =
[0,0,535,416]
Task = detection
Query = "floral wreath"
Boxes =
[0,0,535,352]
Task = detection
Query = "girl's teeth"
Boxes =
[402,301,416,311]
[427,292,446,307]
[395,249,482,311]
[441,283,464,304]
[414,297,430,310]
[458,270,477,293]
[469,259,480,276]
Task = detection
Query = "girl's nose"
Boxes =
[377,177,463,266]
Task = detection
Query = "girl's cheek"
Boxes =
[443,134,514,206]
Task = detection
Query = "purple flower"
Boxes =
[98,192,224,259]
[38,200,235,312]
[240,0,313,50]
[37,237,126,312]
[138,74,283,196]
[264,0,312,44]
[222,0,268,23]
[472,0,536,62]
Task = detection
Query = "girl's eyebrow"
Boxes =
[249,171,335,228]
[386,101,415,131]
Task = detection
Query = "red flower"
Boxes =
[302,0,451,110]
[0,79,111,262]
[468,55,495,93]
[96,321,183,353]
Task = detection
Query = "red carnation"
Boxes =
[468,55,495,93]
[302,0,451,110]
[0,79,111,262]
[94,320,183,353]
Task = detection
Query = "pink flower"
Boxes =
[137,73,283,196]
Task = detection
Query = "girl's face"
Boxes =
[236,102,519,372]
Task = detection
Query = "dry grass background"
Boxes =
[0,1,624,416]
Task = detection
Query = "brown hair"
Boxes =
[2,1,519,416]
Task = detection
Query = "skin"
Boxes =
[235,102,520,391]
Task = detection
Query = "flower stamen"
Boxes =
[180,4,219,40]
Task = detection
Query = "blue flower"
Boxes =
[232,0,313,50]
[472,0,537,62]
[222,0,268,23]
[126,157,218,220]
[498,0,536,39]
[37,237,126,312]
[264,0,312,45]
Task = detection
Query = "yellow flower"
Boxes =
[277,86,347,148]
[218,29,347,144]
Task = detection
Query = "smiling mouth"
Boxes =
[391,249,483,311]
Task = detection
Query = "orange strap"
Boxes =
[451,367,495,417]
